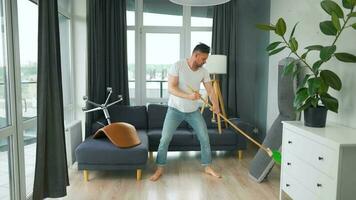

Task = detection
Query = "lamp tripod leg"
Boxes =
[215,81,228,128]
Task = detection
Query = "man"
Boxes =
[150,43,221,181]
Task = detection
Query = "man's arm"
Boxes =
[203,81,220,114]
[168,75,200,100]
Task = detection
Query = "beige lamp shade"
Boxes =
[204,55,227,74]
[169,0,230,6]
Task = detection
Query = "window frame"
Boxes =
[128,0,212,105]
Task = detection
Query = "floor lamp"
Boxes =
[202,55,228,133]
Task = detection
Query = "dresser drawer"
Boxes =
[283,150,336,199]
[282,172,318,200]
[282,128,338,178]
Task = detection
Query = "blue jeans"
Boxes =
[156,107,212,166]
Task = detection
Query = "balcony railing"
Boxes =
[129,79,207,101]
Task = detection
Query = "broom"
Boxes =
[188,85,281,164]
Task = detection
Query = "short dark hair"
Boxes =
[192,43,210,54]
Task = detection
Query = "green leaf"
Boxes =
[307,77,322,96]
[321,0,344,18]
[305,45,323,51]
[256,24,276,31]
[334,52,356,62]
[266,41,282,51]
[310,97,319,107]
[320,45,336,61]
[289,22,299,40]
[352,23,356,30]
[299,74,311,89]
[294,87,309,108]
[319,78,329,94]
[320,70,342,90]
[301,51,309,59]
[320,93,339,113]
[348,12,356,17]
[312,60,324,72]
[269,46,287,56]
[320,21,338,35]
[275,18,287,36]
[332,12,341,31]
[342,0,355,9]
[296,98,312,111]
[289,37,298,52]
[283,60,296,76]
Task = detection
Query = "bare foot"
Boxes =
[149,167,163,181]
[204,166,222,178]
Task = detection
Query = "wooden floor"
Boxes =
[60,144,281,200]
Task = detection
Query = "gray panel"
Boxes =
[339,147,356,200]
[249,58,299,182]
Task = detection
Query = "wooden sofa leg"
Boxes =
[149,151,153,160]
[136,169,142,181]
[84,170,89,182]
[237,150,243,160]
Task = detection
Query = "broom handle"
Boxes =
[189,86,270,155]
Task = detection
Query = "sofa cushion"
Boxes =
[205,128,238,146]
[76,130,148,166]
[147,104,188,129]
[108,105,148,130]
[147,129,198,147]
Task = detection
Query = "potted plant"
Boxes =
[257,0,356,127]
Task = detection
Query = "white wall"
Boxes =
[71,0,87,138]
[267,0,356,130]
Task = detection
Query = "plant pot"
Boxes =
[304,106,327,128]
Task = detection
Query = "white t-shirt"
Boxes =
[168,59,211,113]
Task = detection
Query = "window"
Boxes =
[191,6,213,27]
[0,137,11,200]
[127,0,135,102]
[17,0,38,195]
[145,33,180,100]
[126,0,135,26]
[59,13,74,125]
[127,0,213,105]
[143,0,182,26]
[191,31,212,53]
[127,30,135,100]
[0,0,10,129]
[18,0,38,120]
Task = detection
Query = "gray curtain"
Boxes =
[212,0,270,139]
[86,0,129,137]
[33,0,69,198]
[212,0,239,118]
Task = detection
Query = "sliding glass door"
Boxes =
[0,0,22,199]
[143,32,180,103]
[1,0,75,199]
[126,0,213,105]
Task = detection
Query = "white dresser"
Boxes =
[280,121,356,200]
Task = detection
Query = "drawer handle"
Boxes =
[318,156,324,161]
[287,162,291,166]
[317,183,322,187]
[288,140,292,144]
[286,184,290,187]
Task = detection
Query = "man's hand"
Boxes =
[188,92,201,100]
[211,104,220,115]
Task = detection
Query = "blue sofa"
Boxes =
[75,104,248,181]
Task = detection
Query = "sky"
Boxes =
[18,0,38,66]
